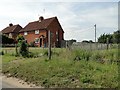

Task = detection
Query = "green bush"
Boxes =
[19,41,29,57]
[0,51,4,55]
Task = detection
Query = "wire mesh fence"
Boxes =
[61,40,118,50]
[71,42,118,50]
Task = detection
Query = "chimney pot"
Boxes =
[39,16,44,22]
[9,23,13,27]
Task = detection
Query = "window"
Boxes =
[35,38,39,43]
[9,33,12,38]
[51,32,54,37]
[24,32,28,35]
[56,31,58,35]
[35,30,39,34]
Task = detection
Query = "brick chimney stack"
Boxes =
[39,16,44,22]
[9,23,13,27]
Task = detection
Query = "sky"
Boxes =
[0,0,119,42]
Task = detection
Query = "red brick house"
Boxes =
[1,23,22,39]
[19,16,64,47]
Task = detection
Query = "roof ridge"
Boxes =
[2,24,21,33]
[28,17,56,24]
[20,17,57,32]
[12,25,18,32]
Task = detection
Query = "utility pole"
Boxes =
[48,30,51,60]
[106,37,109,50]
[94,24,96,43]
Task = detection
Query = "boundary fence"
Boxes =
[71,42,118,50]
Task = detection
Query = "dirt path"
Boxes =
[1,74,42,88]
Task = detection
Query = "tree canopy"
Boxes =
[98,30,120,44]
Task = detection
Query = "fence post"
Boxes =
[107,38,109,50]
[48,30,51,60]
[15,44,18,55]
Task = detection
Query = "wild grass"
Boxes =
[2,47,119,88]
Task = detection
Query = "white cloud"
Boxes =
[0,1,118,42]
[0,0,119,2]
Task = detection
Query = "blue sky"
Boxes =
[0,0,118,42]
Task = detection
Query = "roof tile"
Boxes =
[20,17,56,32]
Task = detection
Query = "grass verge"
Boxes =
[2,48,119,88]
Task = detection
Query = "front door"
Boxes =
[40,38,42,47]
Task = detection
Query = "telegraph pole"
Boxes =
[94,24,96,43]
[48,30,51,60]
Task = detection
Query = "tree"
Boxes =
[16,35,29,57]
[98,30,120,44]
[113,30,120,43]
[82,40,89,43]
[82,40,94,43]
[19,40,29,57]
[89,40,94,43]
[16,35,25,46]
[98,33,113,43]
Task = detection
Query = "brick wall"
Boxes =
[48,17,64,47]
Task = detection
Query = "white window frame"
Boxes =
[35,38,39,43]
[35,30,39,34]
[56,31,58,35]
[24,32,28,35]
[9,33,12,38]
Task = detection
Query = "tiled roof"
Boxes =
[20,17,56,32]
[1,24,22,34]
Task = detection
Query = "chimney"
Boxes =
[39,16,44,22]
[9,23,13,27]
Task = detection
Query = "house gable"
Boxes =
[1,24,23,39]
[1,24,22,34]
[19,17,55,32]
[48,17,64,40]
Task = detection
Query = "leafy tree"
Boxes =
[19,40,29,57]
[16,35,29,57]
[89,40,94,43]
[81,40,94,43]
[98,30,120,44]
[113,30,120,43]
[82,40,89,43]
[17,35,25,46]
[98,33,113,43]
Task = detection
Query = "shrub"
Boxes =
[1,34,15,44]
[19,41,29,57]
[0,51,4,55]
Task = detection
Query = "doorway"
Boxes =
[40,38,42,47]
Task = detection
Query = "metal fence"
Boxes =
[71,42,118,50]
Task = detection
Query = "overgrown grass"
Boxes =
[2,47,119,88]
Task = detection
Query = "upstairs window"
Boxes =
[35,30,39,34]
[24,32,28,35]
[56,31,58,35]
[9,33,12,38]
